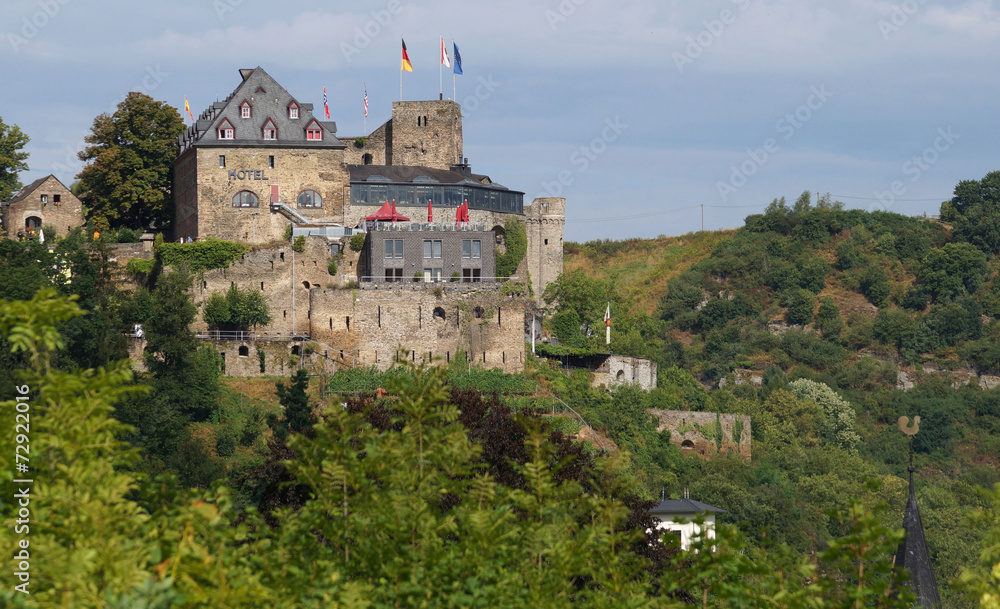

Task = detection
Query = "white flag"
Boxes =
[440,35,451,68]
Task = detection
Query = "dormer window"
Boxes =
[305,119,322,141]
[262,118,277,140]
[240,101,252,118]
[217,118,235,140]
[288,102,299,119]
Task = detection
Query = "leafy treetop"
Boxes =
[0,115,29,201]
[76,92,186,230]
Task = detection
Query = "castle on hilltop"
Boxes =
[168,67,566,375]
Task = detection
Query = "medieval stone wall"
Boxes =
[179,147,349,242]
[342,120,390,166]
[191,237,337,336]
[308,285,526,373]
[2,176,84,238]
[649,410,752,462]
[592,355,658,391]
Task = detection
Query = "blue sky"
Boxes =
[2,0,998,241]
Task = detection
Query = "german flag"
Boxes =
[401,38,413,72]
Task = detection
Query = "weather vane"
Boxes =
[898,415,920,471]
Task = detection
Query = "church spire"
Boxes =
[893,416,941,608]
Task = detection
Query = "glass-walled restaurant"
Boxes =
[350,177,524,214]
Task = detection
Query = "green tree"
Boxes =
[815,296,844,338]
[0,115,29,201]
[943,170,1000,255]
[202,284,272,331]
[76,92,186,230]
[919,242,989,301]
[787,378,862,451]
[271,369,312,439]
[783,288,815,325]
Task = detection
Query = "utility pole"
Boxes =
[700,203,704,231]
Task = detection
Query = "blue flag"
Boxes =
[453,42,463,75]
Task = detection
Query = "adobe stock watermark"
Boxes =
[674,0,753,73]
[541,116,628,197]
[717,85,832,201]
[52,66,169,174]
[877,0,928,41]
[872,127,958,210]
[7,0,73,54]
[340,0,405,62]
[460,75,501,116]
[546,0,588,30]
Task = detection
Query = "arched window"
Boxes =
[362,153,373,165]
[238,346,249,357]
[681,440,695,449]
[232,191,259,207]
[25,216,41,229]
[297,190,322,208]
[433,307,446,321]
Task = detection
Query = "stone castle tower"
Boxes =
[344,100,463,170]
[524,198,565,299]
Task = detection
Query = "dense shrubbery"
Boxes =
[156,237,247,272]
[495,218,527,278]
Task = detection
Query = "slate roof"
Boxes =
[894,467,941,608]
[348,164,522,193]
[178,67,345,153]
[649,499,726,514]
[7,175,55,203]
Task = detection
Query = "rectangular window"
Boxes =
[423,240,432,259]
[268,155,275,168]
[263,128,276,140]
[472,240,481,259]
[289,106,299,119]
[241,106,251,118]
[462,269,482,283]
[423,268,443,283]
[385,239,403,259]
[385,268,403,282]
[433,240,442,259]
[219,128,234,139]
[40,195,47,203]
[307,129,322,140]
[424,240,442,259]
[219,155,226,168]
[53,195,60,203]
[462,239,471,258]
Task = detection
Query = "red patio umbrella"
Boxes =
[428,199,433,222]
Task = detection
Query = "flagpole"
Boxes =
[439,34,443,100]
[363,84,367,136]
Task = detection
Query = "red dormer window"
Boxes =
[217,118,235,140]
[305,118,323,141]
[262,118,277,140]
[288,102,299,119]
[240,100,252,118]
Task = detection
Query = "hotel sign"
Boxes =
[227,169,270,181]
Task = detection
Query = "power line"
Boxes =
[829,194,946,202]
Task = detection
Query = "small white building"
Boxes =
[649,498,725,550]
